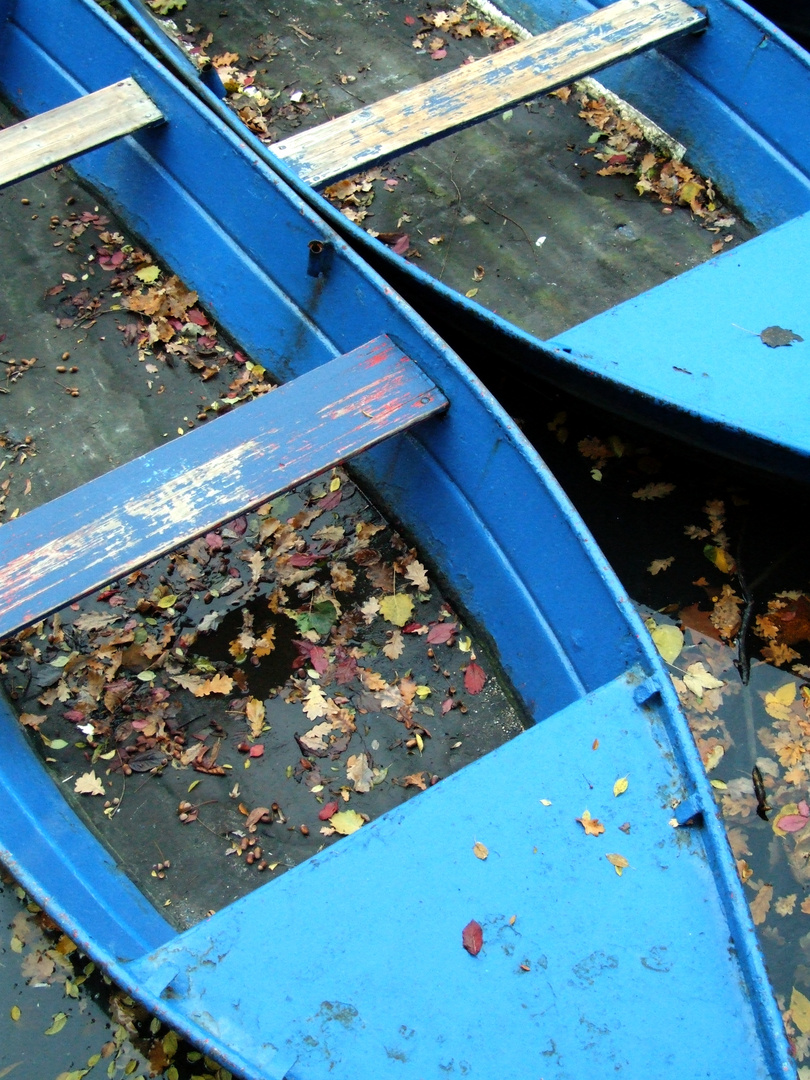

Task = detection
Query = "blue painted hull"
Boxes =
[0,1,796,1076]
[115,0,810,477]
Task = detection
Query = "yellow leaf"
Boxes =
[246,697,266,738]
[765,682,797,721]
[703,544,735,574]
[329,809,364,835]
[379,593,414,627]
[473,841,488,860]
[187,779,201,793]
[613,776,628,797]
[414,731,424,753]
[135,264,161,283]
[704,744,724,772]
[329,475,341,492]
[465,287,479,298]
[44,1011,68,1035]
[606,853,629,876]
[647,620,684,664]
[539,799,552,806]
[157,594,178,609]
[576,809,605,836]
[792,987,810,1034]
[415,685,431,699]
[10,1005,20,1021]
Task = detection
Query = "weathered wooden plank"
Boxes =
[0,337,447,640]
[0,77,163,187]
[273,0,705,186]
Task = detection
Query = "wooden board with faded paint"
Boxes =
[273,0,705,186]
[0,336,447,640]
[0,77,163,187]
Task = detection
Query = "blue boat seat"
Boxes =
[271,0,706,185]
[0,336,447,639]
[549,210,810,465]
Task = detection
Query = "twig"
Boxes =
[480,197,536,258]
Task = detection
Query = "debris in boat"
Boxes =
[576,809,605,836]
[759,325,804,348]
[462,919,483,956]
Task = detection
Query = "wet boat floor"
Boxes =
[163,0,756,338]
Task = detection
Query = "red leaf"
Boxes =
[318,800,339,820]
[319,490,343,512]
[205,531,224,551]
[431,48,447,60]
[462,919,483,956]
[464,661,486,695]
[441,698,454,715]
[404,14,415,23]
[427,622,457,644]
[248,745,264,758]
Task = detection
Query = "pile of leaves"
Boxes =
[44,204,269,414]
[0,465,496,882]
[566,89,740,250]
[406,3,518,57]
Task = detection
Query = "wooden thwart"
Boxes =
[0,337,447,640]
[273,0,704,186]
[0,77,163,187]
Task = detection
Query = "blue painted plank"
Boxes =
[0,337,446,640]
[549,211,810,461]
[272,0,705,185]
[122,672,781,1080]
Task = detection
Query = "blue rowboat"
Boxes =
[0,1,794,1077]
[115,0,810,479]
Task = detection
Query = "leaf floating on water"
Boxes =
[632,482,675,501]
[647,620,684,664]
[791,987,810,1034]
[647,556,674,576]
[462,919,483,956]
[10,1005,20,1021]
[606,853,629,876]
[473,841,489,860]
[703,544,735,574]
[750,883,773,926]
[760,325,803,348]
[613,776,629,797]
[683,662,724,698]
[576,809,605,836]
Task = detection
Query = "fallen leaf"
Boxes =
[379,593,414,627]
[44,1011,68,1035]
[792,987,810,1034]
[246,697,265,738]
[318,801,339,820]
[464,661,486,695]
[760,325,803,348]
[400,771,427,789]
[383,630,404,660]
[347,753,373,793]
[74,771,104,796]
[576,809,605,836]
[648,621,684,663]
[647,556,675,575]
[632,482,675,500]
[750,883,773,925]
[462,919,483,956]
[613,776,628,797]
[606,852,629,876]
[683,661,724,698]
[473,841,488,860]
[329,809,365,835]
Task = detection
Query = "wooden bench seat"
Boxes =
[0,337,447,640]
[0,77,163,187]
[273,0,705,186]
